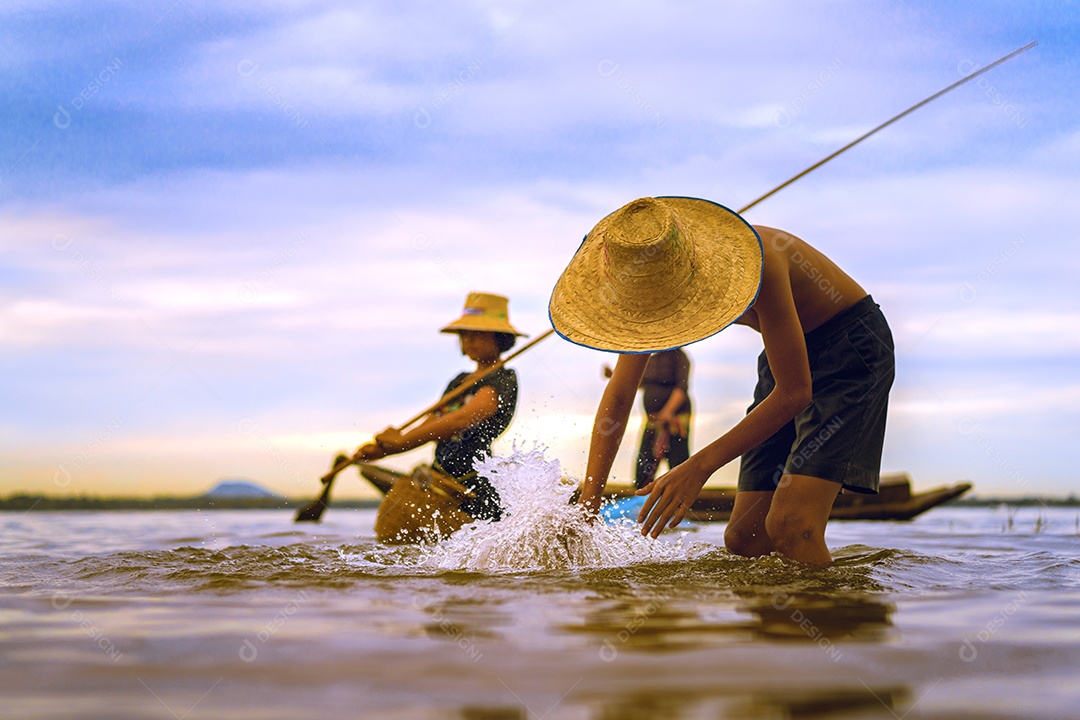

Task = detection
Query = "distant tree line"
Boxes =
[0,494,381,511]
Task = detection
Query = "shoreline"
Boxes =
[0,494,381,511]
[1,494,1077,512]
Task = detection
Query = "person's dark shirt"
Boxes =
[433,366,518,476]
[433,367,517,520]
[641,349,691,416]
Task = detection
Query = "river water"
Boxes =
[2,450,1078,719]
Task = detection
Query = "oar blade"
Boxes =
[294,457,347,523]
[294,496,328,522]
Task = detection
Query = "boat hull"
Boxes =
[359,465,971,523]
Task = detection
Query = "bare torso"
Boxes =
[736,225,867,334]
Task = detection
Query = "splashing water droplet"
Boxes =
[412,446,707,573]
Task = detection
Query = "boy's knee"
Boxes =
[764,508,821,556]
[723,524,749,555]
[724,522,769,557]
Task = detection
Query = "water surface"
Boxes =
[2,461,1078,719]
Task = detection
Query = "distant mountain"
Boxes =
[199,479,284,500]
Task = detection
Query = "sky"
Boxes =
[2,0,1078,500]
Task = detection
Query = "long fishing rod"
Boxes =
[737,41,1037,214]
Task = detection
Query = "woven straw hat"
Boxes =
[441,292,525,336]
[549,197,762,353]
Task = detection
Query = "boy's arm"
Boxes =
[638,251,813,536]
[579,353,650,514]
[368,386,500,455]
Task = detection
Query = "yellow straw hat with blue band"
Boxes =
[442,292,526,337]
[549,197,762,353]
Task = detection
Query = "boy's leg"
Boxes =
[765,474,841,566]
[729,348,789,559]
[756,300,893,564]
[725,491,775,557]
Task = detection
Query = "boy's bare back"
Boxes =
[736,226,867,334]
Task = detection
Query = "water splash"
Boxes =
[413,446,707,573]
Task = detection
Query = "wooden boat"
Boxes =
[601,472,972,522]
[358,464,972,524]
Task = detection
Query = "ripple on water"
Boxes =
[17,449,1064,600]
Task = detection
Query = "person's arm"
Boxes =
[654,386,688,435]
[366,385,500,456]
[637,252,812,536]
[651,386,687,458]
[579,353,650,514]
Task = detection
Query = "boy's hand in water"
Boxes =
[635,458,708,538]
[572,490,601,525]
[580,508,600,525]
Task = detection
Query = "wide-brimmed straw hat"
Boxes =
[441,292,526,336]
[549,196,762,353]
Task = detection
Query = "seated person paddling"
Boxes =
[353,292,524,521]
[549,197,894,566]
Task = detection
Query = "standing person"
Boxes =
[550,197,894,565]
[606,349,693,489]
[353,292,524,521]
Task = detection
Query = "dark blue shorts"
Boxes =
[737,295,895,495]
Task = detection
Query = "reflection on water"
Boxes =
[564,547,894,654]
[578,597,747,655]
[582,685,911,720]
[552,559,904,719]
[740,591,894,645]
[563,588,901,718]
[460,709,525,720]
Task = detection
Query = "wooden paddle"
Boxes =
[294,328,555,522]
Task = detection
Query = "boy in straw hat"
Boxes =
[354,292,525,520]
[550,197,894,565]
